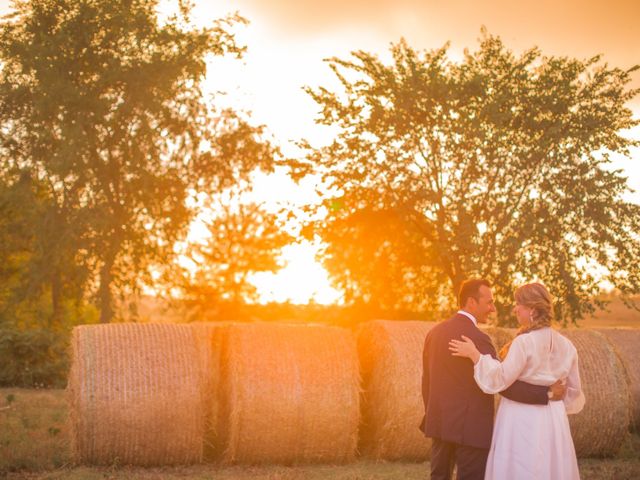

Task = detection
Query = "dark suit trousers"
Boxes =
[430,438,489,480]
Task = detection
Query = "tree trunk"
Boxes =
[98,251,116,323]
[450,270,466,300]
[50,271,63,327]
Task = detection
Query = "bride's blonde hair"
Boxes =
[499,282,554,359]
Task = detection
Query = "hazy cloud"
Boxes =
[237,0,639,92]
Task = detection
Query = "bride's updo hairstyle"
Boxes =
[499,282,554,359]
[514,282,554,329]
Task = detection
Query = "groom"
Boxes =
[420,278,565,480]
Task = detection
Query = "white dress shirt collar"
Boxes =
[457,310,478,326]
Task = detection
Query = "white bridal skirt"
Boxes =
[485,397,580,480]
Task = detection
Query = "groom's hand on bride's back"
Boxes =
[548,379,567,401]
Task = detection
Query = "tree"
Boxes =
[0,173,87,328]
[0,0,277,322]
[301,31,640,324]
[0,174,95,388]
[174,188,293,320]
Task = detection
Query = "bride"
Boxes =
[449,282,585,479]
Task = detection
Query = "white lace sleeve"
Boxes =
[564,352,585,414]
[473,336,528,394]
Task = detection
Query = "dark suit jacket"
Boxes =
[420,313,548,449]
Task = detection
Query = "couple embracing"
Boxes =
[420,279,585,480]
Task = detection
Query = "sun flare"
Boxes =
[249,242,342,305]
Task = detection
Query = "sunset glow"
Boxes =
[170,0,640,304]
[249,242,342,305]
[149,0,640,305]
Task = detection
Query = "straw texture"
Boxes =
[190,322,228,460]
[596,328,640,431]
[480,326,517,355]
[220,323,360,464]
[67,323,204,466]
[562,329,630,457]
[357,320,435,460]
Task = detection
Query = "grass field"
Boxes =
[1,388,640,479]
[580,295,640,328]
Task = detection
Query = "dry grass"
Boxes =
[5,459,640,480]
[4,462,429,480]
[580,296,640,328]
[1,388,640,479]
[0,388,70,473]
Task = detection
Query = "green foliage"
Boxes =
[0,0,277,323]
[0,297,98,388]
[0,307,93,388]
[0,271,98,387]
[0,174,87,326]
[0,172,97,386]
[301,31,640,325]
[0,327,69,388]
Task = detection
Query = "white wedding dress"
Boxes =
[473,327,585,480]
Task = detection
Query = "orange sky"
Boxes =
[240,0,639,79]
[230,0,640,88]
[190,0,640,302]
[195,0,640,193]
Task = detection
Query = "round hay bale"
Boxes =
[357,320,435,460]
[190,322,229,460]
[220,323,360,464]
[479,326,517,356]
[67,323,204,466]
[562,329,629,457]
[596,328,640,431]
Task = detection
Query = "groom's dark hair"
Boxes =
[458,278,491,308]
